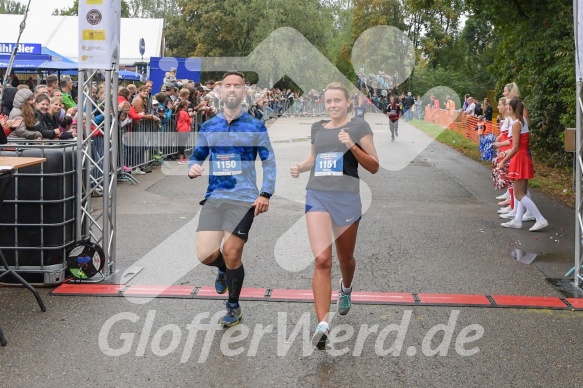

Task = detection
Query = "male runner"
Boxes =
[188,71,276,327]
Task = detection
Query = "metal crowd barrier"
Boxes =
[0,109,205,282]
[117,111,202,184]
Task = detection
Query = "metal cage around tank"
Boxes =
[0,140,78,285]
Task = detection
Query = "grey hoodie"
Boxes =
[8,88,41,140]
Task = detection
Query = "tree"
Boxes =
[53,0,130,17]
[403,0,467,69]
[352,0,407,39]
[467,0,575,168]
[324,0,356,80]
[166,0,334,86]
[125,0,179,19]
[0,0,26,14]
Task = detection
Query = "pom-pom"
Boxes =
[492,152,511,189]
[480,134,496,162]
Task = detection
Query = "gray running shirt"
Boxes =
[306,117,373,193]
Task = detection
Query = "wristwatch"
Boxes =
[259,192,272,199]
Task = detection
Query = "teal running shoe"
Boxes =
[311,322,330,350]
[337,278,352,315]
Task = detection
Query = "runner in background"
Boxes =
[384,96,401,141]
[354,96,366,120]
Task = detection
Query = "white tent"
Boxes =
[0,14,164,65]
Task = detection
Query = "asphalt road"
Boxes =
[0,114,579,387]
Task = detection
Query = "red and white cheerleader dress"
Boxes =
[507,118,534,180]
[492,118,512,189]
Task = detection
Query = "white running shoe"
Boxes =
[501,219,522,229]
[496,192,509,201]
[498,205,512,214]
[500,212,517,219]
[522,212,536,222]
[529,220,549,232]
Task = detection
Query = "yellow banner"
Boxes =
[86,0,104,4]
[82,30,106,41]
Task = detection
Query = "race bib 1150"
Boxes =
[212,153,242,176]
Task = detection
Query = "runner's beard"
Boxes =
[224,95,242,110]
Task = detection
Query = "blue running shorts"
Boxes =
[305,189,362,226]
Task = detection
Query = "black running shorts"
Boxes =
[197,199,255,242]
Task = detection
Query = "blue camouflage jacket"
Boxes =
[189,111,276,202]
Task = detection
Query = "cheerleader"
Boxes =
[501,83,530,210]
[496,97,534,221]
[496,83,529,209]
[492,97,512,208]
[504,82,530,123]
[498,98,548,231]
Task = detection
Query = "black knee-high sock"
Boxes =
[226,265,245,305]
[208,251,226,272]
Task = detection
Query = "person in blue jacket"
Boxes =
[188,71,276,327]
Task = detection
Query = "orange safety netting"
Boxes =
[423,107,501,143]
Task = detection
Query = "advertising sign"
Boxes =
[78,0,121,70]
[0,43,42,55]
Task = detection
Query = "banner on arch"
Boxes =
[78,0,121,70]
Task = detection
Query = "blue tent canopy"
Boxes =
[0,48,77,72]
[118,70,142,81]
[40,47,76,64]
[37,61,78,71]
[0,53,51,69]
[100,70,143,81]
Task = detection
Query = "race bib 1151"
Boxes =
[314,152,343,176]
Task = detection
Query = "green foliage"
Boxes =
[0,0,24,14]
[403,0,467,68]
[411,62,480,100]
[335,44,356,84]
[326,1,355,81]
[352,0,407,40]
[167,0,332,58]
[473,0,575,168]
[126,0,179,18]
[410,14,496,101]
[53,0,79,16]
[166,0,334,86]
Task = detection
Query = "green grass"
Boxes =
[411,120,484,162]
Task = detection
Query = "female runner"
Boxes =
[290,83,379,349]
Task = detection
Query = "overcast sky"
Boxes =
[15,0,75,16]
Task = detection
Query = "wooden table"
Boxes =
[0,156,47,170]
[0,156,47,346]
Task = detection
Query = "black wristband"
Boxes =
[259,192,272,199]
